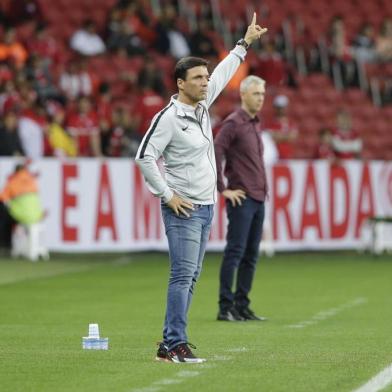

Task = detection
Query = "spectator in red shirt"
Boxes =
[0,63,14,84]
[314,127,335,159]
[96,82,113,132]
[331,109,362,159]
[133,89,164,136]
[265,94,298,159]
[253,38,286,87]
[134,67,165,136]
[0,79,19,114]
[27,22,61,66]
[122,1,156,47]
[66,96,101,157]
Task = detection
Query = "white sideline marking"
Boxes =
[153,378,182,385]
[287,297,368,329]
[112,256,133,266]
[228,347,248,352]
[0,264,95,286]
[353,364,392,392]
[177,371,200,377]
[131,387,160,392]
[130,370,201,392]
[212,355,232,361]
[130,349,236,391]
[0,255,131,286]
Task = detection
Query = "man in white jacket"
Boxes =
[136,13,267,363]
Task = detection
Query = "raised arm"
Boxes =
[206,12,268,107]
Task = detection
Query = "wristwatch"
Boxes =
[236,38,249,50]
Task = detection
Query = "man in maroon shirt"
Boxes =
[215,75,268,322]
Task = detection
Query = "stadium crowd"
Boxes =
[0,0,391,159]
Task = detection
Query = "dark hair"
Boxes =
[35,22,47,33]
[319,127,331,136]
[174,57,209,83]
[99,82,110,94]
[82,19,95,29]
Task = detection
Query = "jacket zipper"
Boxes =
[196,108,217,203]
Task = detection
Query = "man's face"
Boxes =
[79,98,91,114]
[4,112,17,130]
[178,66,209,104]
[337,112,351,131]
[241,83,265,114]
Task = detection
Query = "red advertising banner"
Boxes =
[0,158,390,252]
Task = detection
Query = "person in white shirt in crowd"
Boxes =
[59,60,93,100]
[260,126,278,257]
[70,19,106,56]
[331,109,362,159]
[18,101,48,158]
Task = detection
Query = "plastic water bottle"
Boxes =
[82,323,109,350]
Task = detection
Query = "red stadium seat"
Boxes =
[323,88,344,105]
[344,88,369,104]
[313,104,334,122]
[306,73,331,89]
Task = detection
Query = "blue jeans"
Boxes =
[219,197,265,312]
[161,203,214,350]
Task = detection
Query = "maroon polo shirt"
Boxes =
[214,108,268,202]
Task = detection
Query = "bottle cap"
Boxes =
[88,323,100,338]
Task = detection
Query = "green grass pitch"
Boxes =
[0,251,391,392]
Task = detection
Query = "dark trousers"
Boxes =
[219,197,265,311]
[0,202,14,251]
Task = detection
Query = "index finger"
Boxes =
[251,12,256,26]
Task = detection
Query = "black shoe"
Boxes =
[155,342,169,362]
[236,307,268,321]
[217,307,246,321]
[167,343,206,363]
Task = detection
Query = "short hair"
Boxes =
[240,75,266,93]
[174,57,209,83]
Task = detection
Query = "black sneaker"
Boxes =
[155,342,169,362]
[167,343,206,363]
[217,307,246,321]
[236,307,268,321]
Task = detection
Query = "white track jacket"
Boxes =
[135,45,247,204]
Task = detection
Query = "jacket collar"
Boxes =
[237,107,260,123]
[170,94,207,118]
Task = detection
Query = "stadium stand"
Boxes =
[0,0,390,159]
